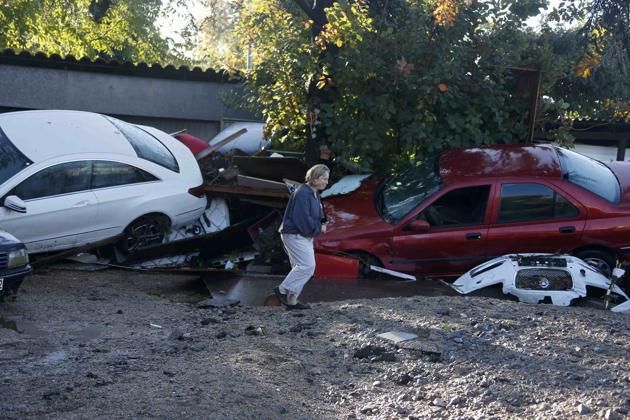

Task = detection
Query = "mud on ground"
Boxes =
[0,269,629,419]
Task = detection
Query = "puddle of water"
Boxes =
[145,277,209,303]
[73,325,104,341]
[202,273,457,306]
[43,350,67,364]
[0,316,51,337]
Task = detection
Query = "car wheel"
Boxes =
[574,249,616,278]
[119,214,170,255]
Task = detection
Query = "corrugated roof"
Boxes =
[0,48,240,83]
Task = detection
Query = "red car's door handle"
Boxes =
[559,226,576,234]
[465,232,481,240]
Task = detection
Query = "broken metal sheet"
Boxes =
[369,265,416,281]
[321,174,371,199]
[169,199,230,241]
[31,234,123,269]
[451,254,629,306]
[207,122,269,155]
[65,253,98,264]
[127,218,255,263]
[611,300,630,313]
[207,250,259,269]
[377,331,418,344]
[133,255,191,269]
[232,156,308,182]
[196,128,248,161]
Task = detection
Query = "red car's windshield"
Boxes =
[377,160,442,224]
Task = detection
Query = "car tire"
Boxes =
[118,214,170,256]
[574,249,616,278]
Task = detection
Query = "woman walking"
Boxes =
[274,164,330,309]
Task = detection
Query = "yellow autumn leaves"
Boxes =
[433,0,459,27]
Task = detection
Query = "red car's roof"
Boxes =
[439,144,562,183]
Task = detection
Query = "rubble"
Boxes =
[2,269,629,419]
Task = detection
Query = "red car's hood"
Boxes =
[605,161,630,205]
[319,179,391,242]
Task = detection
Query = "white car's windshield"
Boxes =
[377,160,442,224]
[556,147,620,204]
[0,126,32,185]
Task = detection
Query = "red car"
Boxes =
[316,144,630,278]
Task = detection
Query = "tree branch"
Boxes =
[292,0,318,22]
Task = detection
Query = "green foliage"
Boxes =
[543,0,630,123]
[0,0,186,65]
[196,0,248,70]
[237,0,543,174]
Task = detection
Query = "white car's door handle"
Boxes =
[72,200,90,207]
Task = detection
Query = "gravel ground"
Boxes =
[0,268,629,419]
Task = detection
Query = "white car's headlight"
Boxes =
[7,248,29,269]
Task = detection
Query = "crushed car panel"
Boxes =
[450,254,629,306]
[321,174,371,199]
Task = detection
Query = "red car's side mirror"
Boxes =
[407,219,430,232]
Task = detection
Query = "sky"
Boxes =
[158,0,207,45]
[157,0,567,52]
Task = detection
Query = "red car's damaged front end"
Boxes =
[316,178,401,267]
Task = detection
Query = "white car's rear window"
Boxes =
[105,116,179,173]
[0,126,32,184]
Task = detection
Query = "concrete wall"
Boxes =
[0,64,256,140]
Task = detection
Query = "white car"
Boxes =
[0,110,207,254]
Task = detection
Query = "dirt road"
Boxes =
[1,268,628,419]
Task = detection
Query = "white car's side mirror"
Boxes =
[4,195,27,213]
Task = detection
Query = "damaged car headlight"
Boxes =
[7,248,29,269]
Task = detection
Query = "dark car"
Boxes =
[0,229,31,299]
[316,144,630,279]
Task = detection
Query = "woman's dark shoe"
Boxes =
[273,287,289,306]
[285,301,311,310]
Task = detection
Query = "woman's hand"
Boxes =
[321,223,327,233]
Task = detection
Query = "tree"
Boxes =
[235,0,548,173]
[542,0,630,124]
[195,0,248,69]
[0,0,192,65]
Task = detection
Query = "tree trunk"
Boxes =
[292,0,335,166]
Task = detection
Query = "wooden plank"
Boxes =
[237,174,287,191]
[202,183,289,198]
